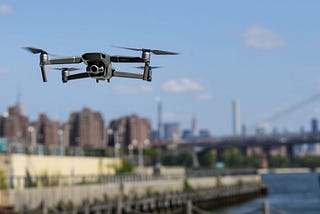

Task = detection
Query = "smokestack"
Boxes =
[232,99,241,136]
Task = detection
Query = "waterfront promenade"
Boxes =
[1,154,318,213]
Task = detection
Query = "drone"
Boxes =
[24,46,178,83]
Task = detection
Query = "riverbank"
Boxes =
[258,167,318,174]
[23,183,267,214]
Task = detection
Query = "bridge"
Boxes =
[175,132,320,163]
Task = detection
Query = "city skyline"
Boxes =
[2,1,320,136]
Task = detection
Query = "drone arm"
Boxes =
[44,56,83,65]
[112,71,143,79]
[110,55,144,63]
[67,72,90,81]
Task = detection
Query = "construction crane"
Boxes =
[252,93,320,133]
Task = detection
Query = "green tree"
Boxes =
[221,146,245,168]
[115,158,134,174]
[269,155,289,168]
[198,150,216,168]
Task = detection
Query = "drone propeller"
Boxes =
[51,67,80,72]
[135,66,162,70]
[23,47,60,82]
[23,47,47,54]
[23,47,59,57]
[114,46,179,55]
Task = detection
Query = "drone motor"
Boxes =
[40,53,48,82]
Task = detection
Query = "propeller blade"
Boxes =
[150,50,179,55]
[51,67,80,71]
[114,46,179,55]
[135,66,162,70]
[23,47,59,57]
[23,47,47,54]
[113,46,142,51]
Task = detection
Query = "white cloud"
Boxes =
[0,4,12,16]
[196,93,214,101]
[162,78,204,93]
[112,84,153,95]
[241,25,285,50]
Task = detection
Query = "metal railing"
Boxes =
[9,173,184,189]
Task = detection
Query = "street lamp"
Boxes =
[27,126,36,153]
[57,129,64,156]
[128,143,134,160]
[138,138,151,168]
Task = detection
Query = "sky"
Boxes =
[1,1,320,137]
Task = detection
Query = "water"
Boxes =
[213,172,320,214]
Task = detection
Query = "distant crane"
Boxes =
[252,93,320,133]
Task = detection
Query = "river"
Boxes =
[214,172,320,214]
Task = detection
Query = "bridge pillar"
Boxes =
[216,148,224,162]
[262,145,271,159]
[239,146,247,157]
[261,146,271,168]
[191,150,199,168]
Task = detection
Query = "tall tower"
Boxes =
[16,91,25,116]
[192,115,199,137]
[156,96,163,140]
[232,99,241,136]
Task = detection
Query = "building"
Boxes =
[69,108,105,148]
[108,114,151,148]
[181,117,211,141]
[191,116,199,138]
[232,99,241,136]
[33,113,60,146]
[163,122,180,142]
[311,118,318,133]
[0,106,29,144]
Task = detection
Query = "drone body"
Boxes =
[24,47,178,83]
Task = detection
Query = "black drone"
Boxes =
[24,46,178,83]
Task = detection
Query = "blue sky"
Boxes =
[1,1,320,136]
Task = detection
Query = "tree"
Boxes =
[198,150,216,168]
[221,146,245,168]
[115,158,134,174]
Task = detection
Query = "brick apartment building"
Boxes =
[69,108,105,148]
[33,113,60,146]
[108,114,151,148]
[0,102,151,150]
[0,106,29,143]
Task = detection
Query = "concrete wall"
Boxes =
[11,178,185,211]
[7,154,121,177]
[189,175,261,189]
[9,174,261,211]
[134,166,186,176]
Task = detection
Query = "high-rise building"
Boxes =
[191,115,199,138]
[311,118,318,133]
[1,106,29,143]
[69,108,105,148]
[108,114,151,148]
[232,99,241,136]
[163,122,180,141]
[34,113,60,146]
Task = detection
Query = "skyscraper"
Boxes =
[192,115,199,138]
[232,99,241,136]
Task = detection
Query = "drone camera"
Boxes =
[88,65,104,74]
